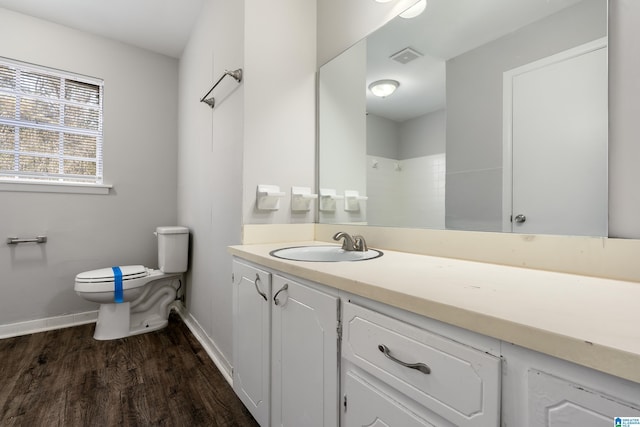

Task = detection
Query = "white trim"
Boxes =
[0,310,98,339]
[174,304,233,386]
[502,37,608,233]
[0,179,112,194]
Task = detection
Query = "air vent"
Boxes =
[389,47,423,64]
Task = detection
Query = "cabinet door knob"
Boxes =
[274,283,289,306]
[378,344,431,375]
[254,274,267,301]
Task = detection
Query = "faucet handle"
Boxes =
[333,231,356,251]
[353,235,368,252]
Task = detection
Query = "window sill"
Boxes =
[0,179,112,195]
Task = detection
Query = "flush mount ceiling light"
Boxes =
[374,0,394,2]
[400,0,427,18]
[369,79,399,98]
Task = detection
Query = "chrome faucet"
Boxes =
[333,231,356,251]
[333,231,368,252]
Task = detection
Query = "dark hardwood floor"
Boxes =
[0,313,258,427]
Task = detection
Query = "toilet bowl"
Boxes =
[74,226,189,340]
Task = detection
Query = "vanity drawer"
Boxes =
[342,301,501,427]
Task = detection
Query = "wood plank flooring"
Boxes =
[0,313,258,427]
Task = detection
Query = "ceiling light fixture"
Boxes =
[399,0,427,18]
[374,0,394,3]
[369,80,399,98]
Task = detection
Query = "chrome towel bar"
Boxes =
[6,235,47,245]
[200,68,243,109]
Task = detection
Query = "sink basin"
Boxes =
[270,245,383,262]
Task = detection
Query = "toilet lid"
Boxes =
[75,265,148,283]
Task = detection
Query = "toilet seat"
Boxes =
[76,265,148,283]
[75,265,150,292]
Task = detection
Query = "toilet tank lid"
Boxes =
[156,226,189,235]
[75,265,148,282]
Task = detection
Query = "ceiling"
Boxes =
[0,0,204,58]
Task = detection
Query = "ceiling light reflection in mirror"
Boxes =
[369,79,399,97]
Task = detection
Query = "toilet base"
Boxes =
[129,315,169,337]
[93,303,174,340]
[94,302,132,340]
[91,277,180,340]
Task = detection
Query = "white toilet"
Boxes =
[74,226,189,340]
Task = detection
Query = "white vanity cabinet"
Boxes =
[271,274,339,427]
[232,259,339,427]
[502,343,640,427]
[528,370,640,426]
[232,260,272,426]
[341,301,502,427]
[343,367,439,427]
[231,251,640,427]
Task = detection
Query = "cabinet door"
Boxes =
[528,370,640,427]
[271,275,339,427]
[344,369,442,427]
[232,260,271,427]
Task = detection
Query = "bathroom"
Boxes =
[0,0,639,425]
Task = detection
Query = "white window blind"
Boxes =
[0,57,103,184]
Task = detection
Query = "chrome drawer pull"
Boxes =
[254,274,267,301]
[378,344,431,375]
[273,283,288,306]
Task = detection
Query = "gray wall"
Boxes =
[0,8,179,325]
[367,114,399,159]
[445,0,606,231]
[399,109,446,160]
[367,109,446,161]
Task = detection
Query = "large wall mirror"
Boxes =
[318,0,608,237]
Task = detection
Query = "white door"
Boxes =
[503,38,608,236]
[271,275,339,427]
[232,260,271,427]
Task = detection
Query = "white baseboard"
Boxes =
[173,304,233,386]
[0,310,98,340]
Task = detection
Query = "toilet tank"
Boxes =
[156,226,189,273]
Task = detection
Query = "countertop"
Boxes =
[229,241,640,383]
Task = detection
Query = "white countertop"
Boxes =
[229,241,640,384]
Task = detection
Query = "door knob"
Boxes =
[514,214,526,223]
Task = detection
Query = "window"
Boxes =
[0,57,103,185]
